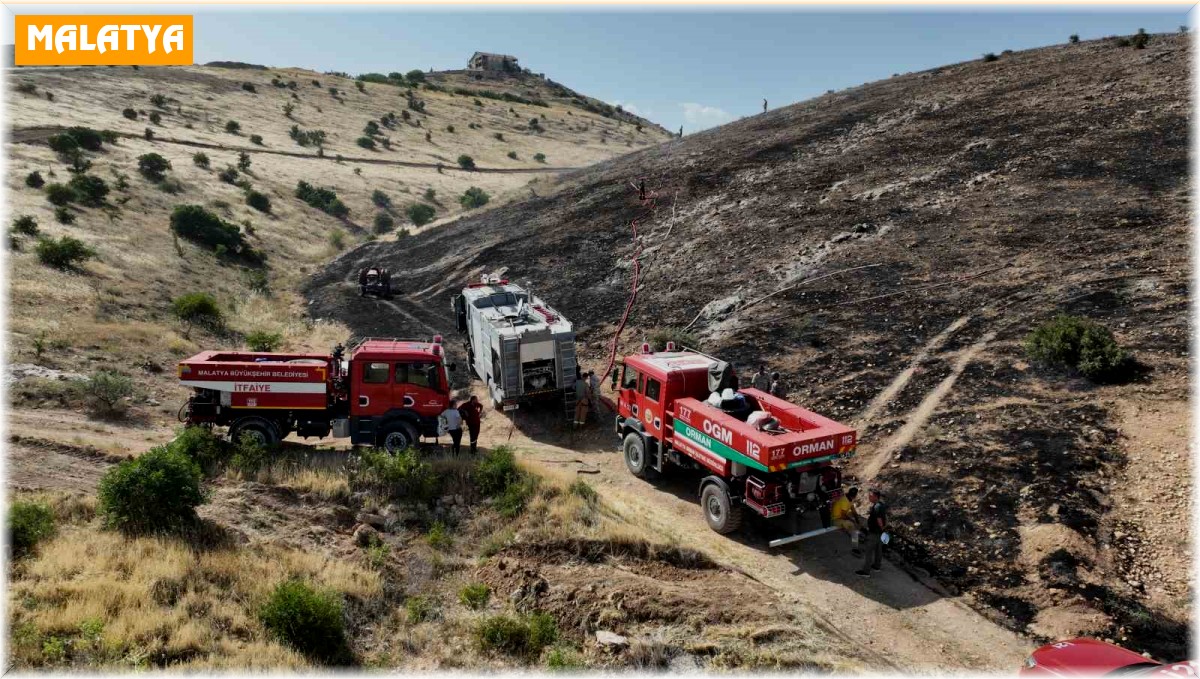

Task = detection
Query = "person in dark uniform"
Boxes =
[459,395,484,454]
[856,488,888,577]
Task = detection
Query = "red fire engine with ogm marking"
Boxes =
[179,337,453,452]
[613,344,857,547]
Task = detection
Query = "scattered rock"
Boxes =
[353,523,379,547]
[356,511,386,529]
[595,630,629,648]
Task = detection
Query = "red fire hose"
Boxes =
[600,180,659,382]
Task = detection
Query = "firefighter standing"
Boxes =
[770,372,786,398]
[574,371,592,426]
[751,365,772,392]
[440,400,464,456]
[856,489,888,577]
[459,395,484,454]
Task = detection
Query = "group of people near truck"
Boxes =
[831,485,890,576]
[437,395,485,455]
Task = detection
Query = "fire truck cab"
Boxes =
[180,337,452,452]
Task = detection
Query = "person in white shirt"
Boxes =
[440,400,463,456]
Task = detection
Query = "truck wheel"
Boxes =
[379,423,418,454]
[623,432,655,479]
[701,483,743,535]
[230,417,280,447]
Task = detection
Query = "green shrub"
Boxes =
[36,236,94,270]
[423,188,436,201]
[150,93,167,108]
[193,152,210,168]
[1131,28,1150,49]
[12,215,39,237]
[100,130,119,144]
[1025,315,1132,382]
[171,291,223,336]
[426,521,452,549]
[568,479,598,505]
[170,205,250,258]
[328,229,345,251]
[137,153,172,181]
[289,126,327,147]
[44,183,75,206]
[246,190,272,214]
[507,151,518,160]
[98,445,205,534]
[405,70,426,83]
[225,120,241,134]
[65,126,104,151]
[406,595,436,624]
[242,82,257,93]
[373,212,395,234]
[371,189,391,208]
[249,134,264,146]
[237,151,252,172]
[122,107,138,120]
[148,111,162,125]
[460,186,490,209]
[245,330,282,351]
[230,432,272,474]
[476,612,558,657]
[363,120,380,136]
[476,446,521,496]
[406,203,436,226]
[169,426,231,475]
[356,136,376,150]
[259,579,348,665]
[534,153,546,163]
[9,501,55,557]
[458,583,491,610]
[296,181,348,217]
[446,124,455,133]
[352,448,437,503]
[53,206,75,225]
[497,475,538,518]
[546,646,585,670]
[68,174,109,206]
[982,53,999,62]
[493,132,505,142]
[144,127,154,141]
[1069,34,1080,43]
[48,134,80,156]
[218,166,239,184]
[82,370,133,417]
[457,154,476,170]
[25,171,45,188]
[528,118,541,132]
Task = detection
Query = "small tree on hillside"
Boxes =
[172,292,223,337]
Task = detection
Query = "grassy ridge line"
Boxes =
[10,126,584,174]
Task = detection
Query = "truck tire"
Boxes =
[701,483,743,535]
[230,417,280,447]
[379,423,418,454]
[623,432,655,479]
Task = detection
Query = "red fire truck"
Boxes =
[613,344,857,545]
[178,337,453,452]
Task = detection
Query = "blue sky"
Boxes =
[4,6,1190,132]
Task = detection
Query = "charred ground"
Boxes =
[308,34,1191,658]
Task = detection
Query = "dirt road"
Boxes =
[471,396,1033,672]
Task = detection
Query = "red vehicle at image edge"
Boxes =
[1021,639,1198,677]
[613,344,857,545]
[179,337,453,452]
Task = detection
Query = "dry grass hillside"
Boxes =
[309,33,1191,659]
[4,62,670,452]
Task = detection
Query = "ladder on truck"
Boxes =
[500,336,521,402]
[557,337,578,422]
